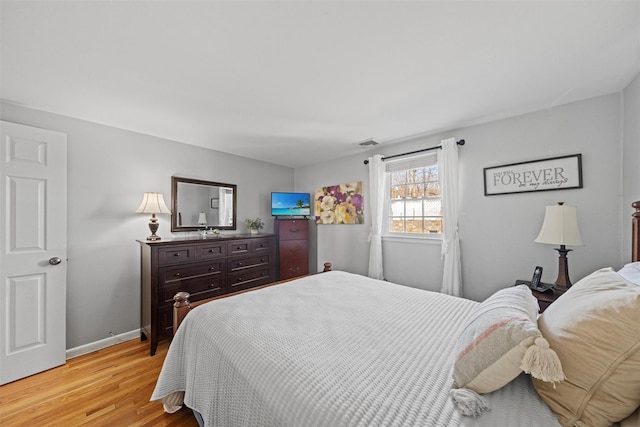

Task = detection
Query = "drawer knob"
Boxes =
[237,277,242,282]
[175,272,181,277]
[236,262,243,267]
[209,249,215,253]
[174,253,181,257]
[237,246,242,250]
[260,258,265,262]
[209,284,216,288]
[209,267,216,271]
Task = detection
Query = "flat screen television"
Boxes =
[271,192,311,217]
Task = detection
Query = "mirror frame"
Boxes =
[170,176,237,232]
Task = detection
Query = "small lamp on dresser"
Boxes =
[198,212,208,236]
[534,202,583,290]
[135,192,171,241]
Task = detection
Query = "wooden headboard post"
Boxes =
[633,201,640,262]
[173,292,192,337]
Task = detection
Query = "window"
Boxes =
[386,153,442,235]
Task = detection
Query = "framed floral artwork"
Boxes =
[315,181,364,225]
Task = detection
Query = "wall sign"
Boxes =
[483,154,582,196]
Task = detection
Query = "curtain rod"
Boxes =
[363,139,465,165]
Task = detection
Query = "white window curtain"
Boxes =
[367,154,385,280]
[438,137,462,296]
[219,188,233,226]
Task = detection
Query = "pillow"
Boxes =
[618,262,640,285]
[451,284,564,394]
[621,407,640,427]
[533,268,640,427]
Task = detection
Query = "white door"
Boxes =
[0,121,67,385]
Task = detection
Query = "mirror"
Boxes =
[171,176,237,231]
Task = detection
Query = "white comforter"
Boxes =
[151,271,560,427]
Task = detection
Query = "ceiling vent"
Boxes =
[357,138,380,147]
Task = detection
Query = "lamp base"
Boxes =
[554,245,573,290]
[147,214,162,241]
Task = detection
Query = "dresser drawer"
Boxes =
[227,241,250,256]
[228,254,271,272]
[279,239,308,259]
[227,238,274,256]
[161,274,226,303]
[196,242,226,259]
[160,261,224,284]
[253,237,274,254]
[158,245,196,266]
[278,220,309,240]
[279,258,309,280]
[228,267,272,291]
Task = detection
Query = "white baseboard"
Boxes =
[66,329,140,359]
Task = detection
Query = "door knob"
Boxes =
[49,257,62,265]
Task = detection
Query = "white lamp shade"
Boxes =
[135,192,171,214]
[535,204,583,246]
[198,212,207,224]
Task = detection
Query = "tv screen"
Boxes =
[271,192,311,217]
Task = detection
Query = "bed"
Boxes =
[151,201,640,427]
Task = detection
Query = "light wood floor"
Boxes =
[0,338,199,426]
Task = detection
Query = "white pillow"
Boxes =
[534,267,640,426]
[618,262,640,285]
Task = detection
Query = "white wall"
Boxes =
[458,94,623,301]
[623,72,640,263]
[296,93,630,301]
[0,101,294,349]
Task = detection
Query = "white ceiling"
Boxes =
[1,1,639,168]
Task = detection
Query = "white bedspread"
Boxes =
[151,271,560,427]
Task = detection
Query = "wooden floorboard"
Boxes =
[0,339,198,427]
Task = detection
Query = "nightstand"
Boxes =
[514,280,566,313]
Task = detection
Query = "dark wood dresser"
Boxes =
[138,234,276,355]
[275,218,309,280]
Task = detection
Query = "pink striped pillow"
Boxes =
[451,285,563,393]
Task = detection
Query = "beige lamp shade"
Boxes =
[535,203,583,246]
[135,192,170,215]
[198,212,207,225]
[135,192,170,241]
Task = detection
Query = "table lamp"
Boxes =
[198,212,208,236]
[534,202,583,289]
[198,212,207,226]
[135,192,171,241]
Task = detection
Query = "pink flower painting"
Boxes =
[315,181,364,225]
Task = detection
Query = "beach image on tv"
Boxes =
[272,193,311,216]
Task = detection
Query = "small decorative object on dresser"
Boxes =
[275,218,309,280]
[138,234,275,356]
[244,217,265,235]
